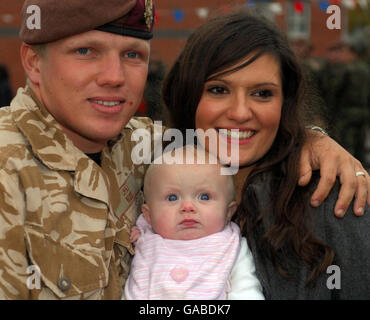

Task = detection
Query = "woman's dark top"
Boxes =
[244,172,369,300]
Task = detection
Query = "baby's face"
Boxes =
[142,163,236,240]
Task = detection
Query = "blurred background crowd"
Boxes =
[0,0,369,168]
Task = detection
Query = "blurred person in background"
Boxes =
[136,51,167,123]
[290,39,328,128]
[317,37,370,168]
[0,65,13,108]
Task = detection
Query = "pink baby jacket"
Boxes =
[124,214,241,299]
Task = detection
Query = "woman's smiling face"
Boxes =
[195,53,283,167]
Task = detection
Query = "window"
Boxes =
[287,1,311,39]
[248,3,275,22]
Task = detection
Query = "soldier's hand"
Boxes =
[298,132,369,217]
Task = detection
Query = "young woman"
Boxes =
[163,11,369,299]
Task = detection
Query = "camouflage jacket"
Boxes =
[0,87,156,299]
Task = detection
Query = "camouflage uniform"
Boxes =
[0,86,157,299]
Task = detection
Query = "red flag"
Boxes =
[294,1,304,13]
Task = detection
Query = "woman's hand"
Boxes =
[298,131,369,217]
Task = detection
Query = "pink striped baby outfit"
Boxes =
[124,214,241,299]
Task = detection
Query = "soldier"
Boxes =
[0,1,369,300]
[0,0,156,300]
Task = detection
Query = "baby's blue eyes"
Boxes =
[166,194,210,201]
[167,194,178,202]
[199,193,210,201]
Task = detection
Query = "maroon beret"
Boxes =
[20,0,155,44]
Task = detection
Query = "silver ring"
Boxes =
[355,171,366,177]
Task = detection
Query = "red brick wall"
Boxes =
[0,0,24,93]
[310,3,342,57]
[154,0,344,66]
[0,0,345,95]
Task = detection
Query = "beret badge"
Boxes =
[144,0,154,29]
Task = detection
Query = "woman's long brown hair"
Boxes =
[163,10,334,285]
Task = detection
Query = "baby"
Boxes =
[123,147,264,300]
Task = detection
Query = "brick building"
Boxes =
[0,0,359,95]
[152,0,346,69]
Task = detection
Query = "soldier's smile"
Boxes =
[88,97,126,115]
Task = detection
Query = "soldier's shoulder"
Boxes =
[124,116,155,131]
[0,105,11,121]
[0,107,30,165]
